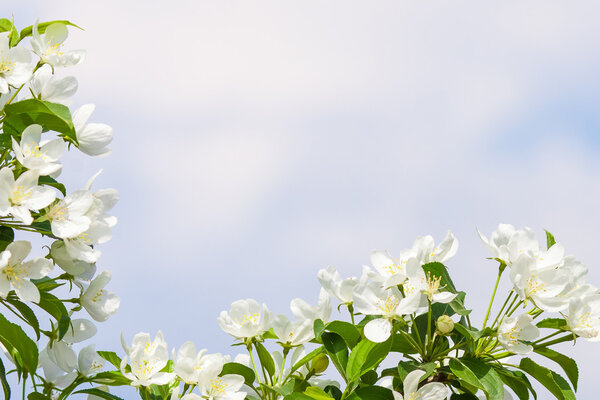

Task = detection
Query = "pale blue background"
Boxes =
[4,1,600,399]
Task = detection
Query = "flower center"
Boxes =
[0,57,14,74]
[209,377,228,395]
[10,185,31,206]
[376,295,399,314]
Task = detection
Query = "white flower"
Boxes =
[63,220,112,263]
[566,294,600,341]
[290,288,331,323]
[31,21,85,68]
[30,64,78,105]
[39,343,77,388]
[77,344,105,376]
[120,331,175,387]
[498,314,540,354]
[0,240,53,302]
[61,318,97,344]
[0,32,32,93]
[50,240,96,279]
[85,170,119,228]
[12,124,65,176]
[370,250,415,288]
[80,271,120,322]
[173,341,207,384]
[381,369,448,400]
[509,254,569,312]
[317,266,372,304]
[272,315,314,347]
[0,167,55,224]
[415,231,459,265]
[217,299,272,340]
[353,281,421,343]
[403,261,457,306]
[46,190,94,239]
[73,104,113,156]
[272,346,309,379]
[196,353,246,400]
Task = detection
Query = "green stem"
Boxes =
[532,331,562,345]
[278,347,289,384]
[482,267,504,329]
[505,299,524,318]
[490,291,514,330]
[426,299,432,354]
[247,345,263,386]
[534,333,575,348]
[410,315,425,353]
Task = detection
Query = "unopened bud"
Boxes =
[310,353,329,373]
[436,315,454,335]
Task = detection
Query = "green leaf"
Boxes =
[326,321,361,348]
[321,332,348,382]
[0,226,13,252]
[97,351,122,369]
[0,312,38,375]
[397,361,435,381]
[0,18,19,47]
[390,331,419,354]
[3,297,40,339]
[449,292,472,316]
[35,291,71,340]
[0,357,10,399]
[88,370,132,386]
[519,358,575,400]
[3,99,77,143]
[346,337,392,382]
[73,388,125,400]
[450,394,480,400]
[38,176,66,196]
[254,341,276,377]
[221,362,256,386]
[360,369,378,384]
[495,368,535,400]
[314,319,326,341]
[28,393,52,400]
[536,318,567,330]
[533,348,578,391]
[283,393,314,400]
[303,387,334,400]
[346,386,394,400]
[545,230,556,250]
[422,262,457,293]
[449,358,504,400]
[18,20,82,43]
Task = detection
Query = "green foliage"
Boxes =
[221,362,256,386]
[3,99,77,143]
[73,388,125,400]
[0,312,39,376]
[0,226,14,252]
[346,337,392,382]
[519,358,575,400]
[18,20,82,43]
[449,358,504,400]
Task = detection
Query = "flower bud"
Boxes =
[310,353,329,374]
[436,315,454,335]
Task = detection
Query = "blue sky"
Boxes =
[4,1,600,398]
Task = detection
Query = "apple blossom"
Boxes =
[566,294,600,341]
[416,230,459,265]
[353,281,420,342]
[402,261,456,306]
[272,315,314,347]
[30,64,78,105]
[196,353,246,400]
[50,240,96,279]
[38,343,77,388]
[46,190,94,239]
[73,104,113,156]
[0,32,32,93]
[217,298,272,340]
[80,270,120,322]
[120,331,175,386]
[290,287,331,323]
[498,314,540,354]
[77,344,105,376]
[12,124,65,176]
[0,240,53,302]
[63,220,112,263]
[317,265,373,304]
[381,369,448,400]
[85,170,119,228]
[0,167,55,224]
[31,21,85,68]
[173,341,208,384]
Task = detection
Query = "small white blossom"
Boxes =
[31,21,85,68]
[381,369,448,400]
[12,124,65,176]
[196,353,246,400]
[120,331,175,387]
[80,270,120,322]
[30,64,78,105]
[498,314,540,354]
[566,294,600,341]
[173,341,207,384]
[0,32,32,93]
[0,240,53,302]
[0,167,55,224]
[217,299,272,340]
[73,104,113,156]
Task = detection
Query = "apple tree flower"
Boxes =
[217,298,272,341]
[317,266,373,305]
[0,32,32,93]
[173,341,207,384]
[30,64,78,105]
[0,167,55,224]
[566,294,600,341]
[39,343,78,388]
[196,353,246,400]
[381,369,448,400]
[46,190,93,239]
[353,281,421,342]
[272,315,314,347]
[31,21,85,68]
[290,287,331,323]
[63,220,112,263]
[50,240,96,279]
[85,170,119,228]
[403,261,456,306]
[0,240,53,302]
[80,270,120,322]
[12,124,65,176]
[498,314,540,354]
[509,253,569,312]
[120,331,175,387]
[415,230,459,265]
[73,104,113,156]
[77,344,105,376]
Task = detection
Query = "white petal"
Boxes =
[363,318,392,343]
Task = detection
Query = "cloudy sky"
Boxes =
[5,1,600,398]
